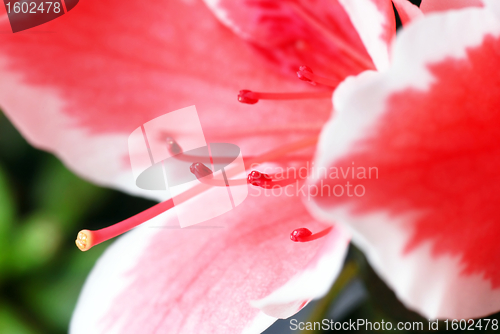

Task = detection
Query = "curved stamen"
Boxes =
[238,89,332,104]
[190,162,248,186]
[75,199,175,251]
[191,168,300,188]
[174,152,312,164]
[247,170,299,189]
[290,226,333,242]
[76,136,320,251]
[167,137,312,164]
[297,66,340,88]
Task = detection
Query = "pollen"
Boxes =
[75,230,92,251]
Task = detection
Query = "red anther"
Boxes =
[290,226,333,242]
[247,170,274,188]
[166,137,182,155]
[238,90,259,104]
[296,66,340,88]
[297,65,316,85]
[190,162,213,179]
[238,90,331,104]
[290,228,313,242]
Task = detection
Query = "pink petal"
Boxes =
[337,0,396,70]
[203,0,374,79]
[420,0,484,13]
[70,187,349,334]
[308,5,500,319]
[0,0,332,196]
[392,0,424,25]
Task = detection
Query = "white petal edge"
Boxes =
[338,0,392,71]
[306,5,500,319]
[0,57,167,202]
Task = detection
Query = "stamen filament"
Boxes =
[247,170,300,189]
[75,199,174,251]
[297,66,340,87]
[190,162,248,187]
[167,138,312,164]
[238,89,331,104]
[76,136,319,251]
[172,153,312,164]
[290,226,333,242]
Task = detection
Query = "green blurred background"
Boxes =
[0,111,157,333]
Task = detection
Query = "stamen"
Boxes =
[166,136,182,155]
[76,136,319,251]
[190,162,213,179]
[167,137,312,165]
[247,170,274,188]
[290,226,333,242]
[238,89,331,104]
[191,162,248,186]
[174,151,311,164]
[75,199,174,251]
[288,2,374,71]
[297,66,340,88]
[247,170,299,188]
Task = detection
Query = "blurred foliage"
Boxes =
[0,111,156,333]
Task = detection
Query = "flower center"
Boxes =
[75,136,322,251]
[76,65,344,251]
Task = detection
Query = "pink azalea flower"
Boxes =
[308,0,500,321]
[0,0,490,332]
[0,0,386,332]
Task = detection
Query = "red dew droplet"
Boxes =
[290,228,313,242]
[238,90,259,104]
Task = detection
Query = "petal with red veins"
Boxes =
[420,0,483,13]
[307,5,500,319]
[0,0,332,198]
[70,187,349,334]
[203,0,374,79]
[337,0,396,71]
[392,0,423,26]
